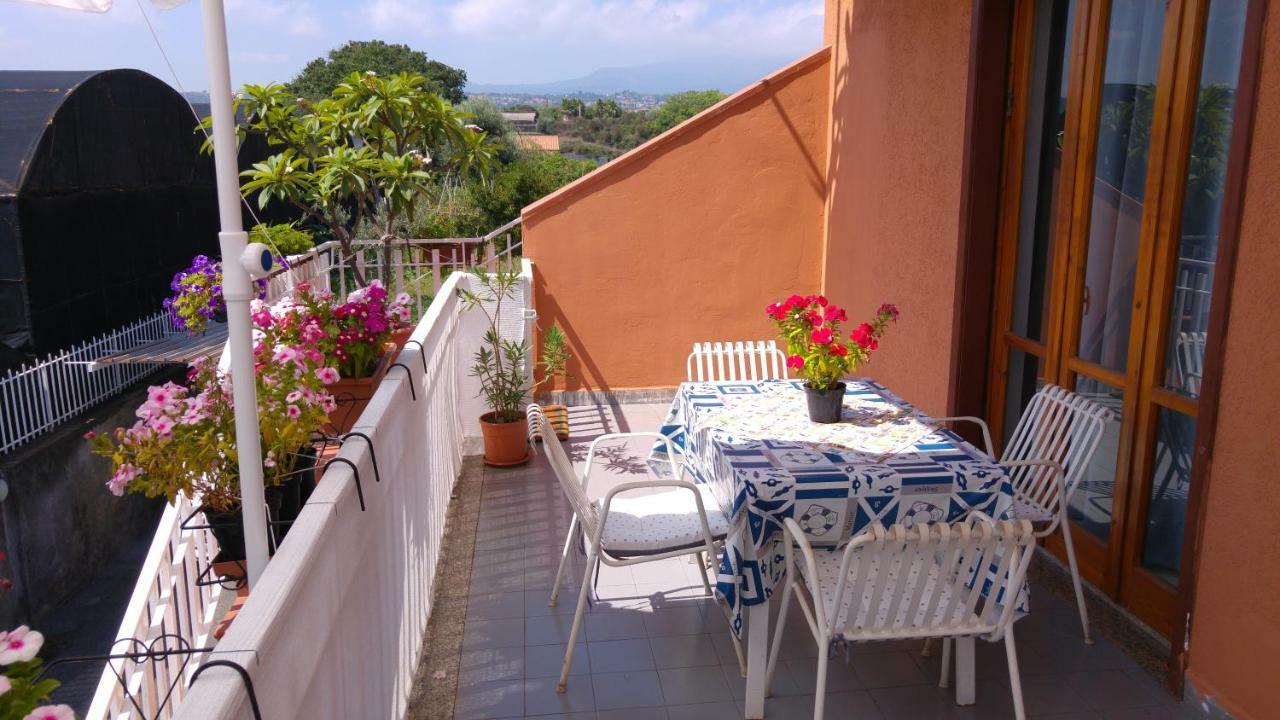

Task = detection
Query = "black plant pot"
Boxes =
[202,445,319,562]
[805,382,847,424]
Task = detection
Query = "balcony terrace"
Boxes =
[404,402,1192,720]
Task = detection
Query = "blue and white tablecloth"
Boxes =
[651,379,1025,636]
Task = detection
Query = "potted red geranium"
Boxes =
[766,296,899,423]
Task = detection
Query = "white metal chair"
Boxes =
[767,514,1037,720]
[686,340,789,382]
[531,405,745,693]
[933,383,1113,643]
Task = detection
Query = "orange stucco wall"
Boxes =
[1183,13,1280,719]
[522,49,830,392]
[820,0,974,414]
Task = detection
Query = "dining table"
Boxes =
[649,378,1026,719]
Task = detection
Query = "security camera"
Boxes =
[241,243,274,280]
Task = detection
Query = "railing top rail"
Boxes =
[483,217,522,241]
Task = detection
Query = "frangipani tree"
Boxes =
[215,70,499,285]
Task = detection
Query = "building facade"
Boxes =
[522,1,1279,717]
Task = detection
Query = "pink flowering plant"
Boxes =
[266,280,411,379]
[90,309,336,512]
[0,625,66,720]
[765,295,899,391]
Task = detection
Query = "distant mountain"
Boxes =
[468,56,796,96]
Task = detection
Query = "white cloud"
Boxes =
[226,0,323,37]
[367,0,440,34]
[440,0,821,53]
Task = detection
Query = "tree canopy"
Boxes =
[286,41,467,103]
[651,90,727,133]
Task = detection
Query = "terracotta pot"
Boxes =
[324,349,393,435]
[480,411,530,466]
[389,326,413,350]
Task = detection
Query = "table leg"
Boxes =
[744,602,771,719]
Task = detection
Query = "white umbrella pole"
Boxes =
[199,0,269,586]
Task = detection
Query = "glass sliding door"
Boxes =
[988,0,1255,637]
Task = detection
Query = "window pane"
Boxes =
[1002,348,1043,447]
[1068,376,1124,540]
[1011,0,1076,342]
[1163,0,1249,398]
[1076,0,1168,371]
[1142,408,1197,584]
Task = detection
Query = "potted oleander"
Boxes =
[90,320,335,561]
[266,281,412,433]
[460,266,570,465]
[765,296,899,423]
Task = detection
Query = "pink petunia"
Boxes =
[0,626,44,665]
[22,705,75,720]
[316,367,340,384]
[286,405,302,419]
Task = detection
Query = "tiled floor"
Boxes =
[451,403,1191,720]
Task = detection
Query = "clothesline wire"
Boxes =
[132,0,275,253]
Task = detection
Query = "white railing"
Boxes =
[85,493,225,719]
[0,312,171,455]
[168,261,532,719]
[324,218,523,321]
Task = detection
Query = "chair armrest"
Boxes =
[1002,459,1066,537]
[584,432,681,489]
[930,415,995,457]
[781,517,828,630]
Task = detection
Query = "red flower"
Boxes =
[830,343,848,357]
[851,323,876,350]
[877,303,900,322]
[766,303,787,320]
[805,310,824,327]
[811,327,834,344]
[815,295,828,307]
[783,294,807,310]
[786,355,805,370]
[823,305,847,323]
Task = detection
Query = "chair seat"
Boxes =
[800,548,985,635]
[597,485,729,556]
[1010,496,1055,524]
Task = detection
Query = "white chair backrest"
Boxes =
[686,340,788,382]
[531,405,600,540]
[1001,384,1113,513]
[1175,331,1207,395]
[819,515,1036,640]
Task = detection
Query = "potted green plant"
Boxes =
[766,296,899,423]
[459,265,570,465]
[90,317,335,561]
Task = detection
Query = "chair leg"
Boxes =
[549,515,579,607]
[954,637,975,706]
[813,641,829,720]
[557,560,595,693]
[696,551,714,596]
[765,580,794,696]
[938,637,952,688]
[1060,514,1093,644]
[1004,626,1027,720]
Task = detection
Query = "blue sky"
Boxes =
[0,0,824,91]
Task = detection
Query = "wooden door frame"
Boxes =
[948,0,1016,423]
[1167,0,1268,694]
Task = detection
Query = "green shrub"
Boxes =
[251,223,316,257]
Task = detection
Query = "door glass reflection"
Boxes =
[1068,376,1124,540]
[1163,0,1249,398]
[1141,408,1196,584]
[1076,0,1167,371]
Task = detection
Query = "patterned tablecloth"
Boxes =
[651,379,1025,636]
